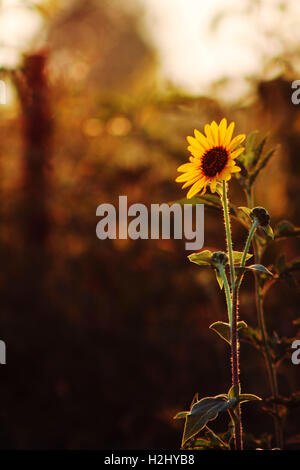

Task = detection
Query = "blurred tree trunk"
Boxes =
[14,52,52,297]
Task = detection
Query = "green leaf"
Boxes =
[171,195,238,217]
[261,224,274,239]
[246,264,273,276]
[174,194,222,211]
[174,411,189,420]
[209,321,231,344]
[209,321,248,345]
[250,136,267,169]
[249,148,276,185]
[239,394,262,404]
[215,270,224,290]
[237,207,253,227]
[185,437,212,450]
[238,206,252,219]
[244,135,268,171]
[232,250,253,264]
[239,325,262,349]
[274,220,300,239]
[245,130,259,157]
[193,194,222,210]
[188,250,213,266]
[204,427,230,449]
[185,431,229,450]
[228,384,241,400]
[182,395,234,446]
[190,393,199,408]
[237,264,273,277]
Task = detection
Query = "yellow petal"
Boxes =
[204,124,215,146]
[211,121,219,146]
[230,147,245,159]
[219,168,231,179]
[200,183,208,195]
[182,176,200,189]
[182,175,205,189]
[224,121,235,147]
[176,171,199,183]
[226,159,236,168]
[210,178,217,193]
[194,129,209,149]
[187,178,206,199]
[187,136,203,151]
[219,118,227,146]
[188,145,204,158]
[231,165,241,173]
[177,162,196,172]
[228,134,246,151]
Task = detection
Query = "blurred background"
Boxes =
[0,0,299,449]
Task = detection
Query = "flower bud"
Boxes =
[211,251,228,268]
[250,207,270,227]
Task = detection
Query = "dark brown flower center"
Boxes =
[202,146,228,177]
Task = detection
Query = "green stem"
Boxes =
[221,181,242,450]
[234,220,258,294]
[246,187,283,449]
[240,220,258,269]
[221,181,235,289]
[218,265,232,325]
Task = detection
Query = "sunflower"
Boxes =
[176,118,245,198]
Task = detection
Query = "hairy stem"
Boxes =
[246,187,283,449]
[240,220,258,269]
[231,289,242,450]
[221,181,242,450]
[221,181,235,289]
[228,219,259,450]
[219,265,232,325]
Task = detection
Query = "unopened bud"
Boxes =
[211,251,228,268]
[250,207,270,227]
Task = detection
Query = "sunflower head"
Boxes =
[176,118,245,198]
